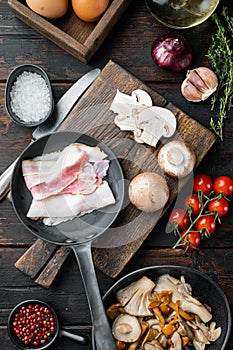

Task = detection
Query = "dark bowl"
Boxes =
[5,64,54,127]
[103,265,231,350]
[8,299,59,350]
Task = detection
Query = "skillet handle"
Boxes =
[71,244,116,350]
[59,328,89,345]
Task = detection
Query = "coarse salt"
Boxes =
[10,71,51,123]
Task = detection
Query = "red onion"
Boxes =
[151,35,193,72]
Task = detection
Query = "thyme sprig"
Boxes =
[206,6,233,141]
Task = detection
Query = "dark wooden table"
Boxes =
[0,0,232,349]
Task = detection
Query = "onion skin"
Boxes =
[151,35,193,72]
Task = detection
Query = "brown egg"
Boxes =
[72,0,109,22]
[26,0,68,19]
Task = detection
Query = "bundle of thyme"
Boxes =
[207,6,233,141]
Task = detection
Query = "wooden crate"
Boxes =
[8,0,132,63]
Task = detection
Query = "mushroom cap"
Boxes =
[131,89,153,106]
[112,314,141,343]
[116,276,155,316]
[158,140,196,178]
[136,107,177,138]
[128,172,169,212]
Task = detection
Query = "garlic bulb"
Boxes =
[181,67,218,102]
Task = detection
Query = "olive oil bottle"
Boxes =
[145,0,220,29]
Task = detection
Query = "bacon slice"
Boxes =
[28,144,88,200]
[22,144,107,191]
[27,181,115,220]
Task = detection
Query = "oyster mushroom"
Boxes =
[135,107,177,148]
[144,343,164,350]
[154,275,212,323]
[189,316,221,346]
[112,314,141,343]
[158,140,196,178]
[128,321,148,350]
[116,276,155,316]
[170,331,182,350]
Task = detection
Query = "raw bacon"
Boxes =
[22,143,116,226]
[27,181,115,219]
[29,144,88,200]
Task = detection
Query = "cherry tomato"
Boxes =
[195,215,216,235]
[213,176,233,196]
[207,198,229,217]
[193,174,213,195]
[185,194,202,215]
[169,208,190,230]
[181,230,201,250]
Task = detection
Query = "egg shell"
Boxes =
[26,0,68,19]
[72,0,110,23]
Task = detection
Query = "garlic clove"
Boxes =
[181,67,218,102]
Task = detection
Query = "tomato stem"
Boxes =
[172,191,221,249]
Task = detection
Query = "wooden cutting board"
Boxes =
[53,60,216,278]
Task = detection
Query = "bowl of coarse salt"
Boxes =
[5,64,54,127]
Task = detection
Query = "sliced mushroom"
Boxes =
[132,89,153,106]
[116,276,155,316]
[112,314,141,343]
[192,316,221,344]
[110,89,177,149]
[144,342,164,350]
[135,107,177,148]
[158,140,196,178]
[170,331,182,350]
[177,320,194,340]
[193,339,206,350]
[128,321,148,350]
[208,322,221,342]
[154,275,212,323]
[110,90,150,132]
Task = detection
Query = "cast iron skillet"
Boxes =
[11,131,125,350]
[103,265,232,350]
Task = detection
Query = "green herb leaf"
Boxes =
[206,6,233,141]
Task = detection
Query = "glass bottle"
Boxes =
[145,0,220,29]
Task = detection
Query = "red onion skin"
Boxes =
[151,35,193,72]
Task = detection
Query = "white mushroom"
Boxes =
[112,314,141,343]
[132,89,153,106]
[135,107,177,148]
[110,89,151,132]
[193,339,206,350]
[128,172,170,213]
[158,140,196,178]
[110,90,177,149]
[144,342,164,350]
[116,276,155,316]
[190,316,221,344]
[154,275,212,323]
[170,331,182,350]
[178,320,194,340]
[208,322,221,342]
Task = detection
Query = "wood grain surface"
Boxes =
[8,0,132,63]
[56,60,216,277]
[1,0,233,348]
